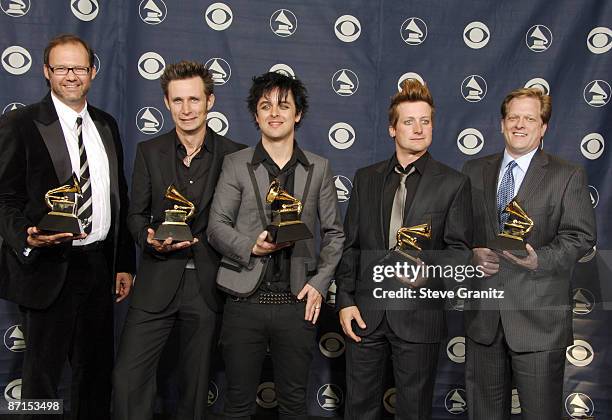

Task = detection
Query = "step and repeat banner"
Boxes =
[1,1,611,418]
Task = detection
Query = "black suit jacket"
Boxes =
[462,150,596,352]
[335,154,472,343]
[0,93,135,309]
[128,128,245,313]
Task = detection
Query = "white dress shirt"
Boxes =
[497,148,538,197]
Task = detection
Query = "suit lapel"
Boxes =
[159,134,177,190]
[483,154,502,234]
[375,161,388,249]
[34,95,70,184]
[515,150,548,205]
[404,159,442,226]
[194,129,220,214]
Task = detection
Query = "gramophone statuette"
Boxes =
[488,199,534,251]
[153,185,195,242]
[38,175,83,234]
[265,179,313,243]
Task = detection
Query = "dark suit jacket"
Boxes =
[128,128,245,313]
[0,93,135,309]
[335,154,472,343]
[462,150,596,352]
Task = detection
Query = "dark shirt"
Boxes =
[382,152,429,248]
[251,140,310,293]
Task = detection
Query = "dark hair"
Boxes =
[160,61,214,98]
[44,34,94,67]
[501,87,552,124]
[388,79,435,127]
[247,72,308,128]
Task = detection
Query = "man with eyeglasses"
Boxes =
[462,88,596,419]
[0,34,134,419]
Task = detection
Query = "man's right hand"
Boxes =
[339,305,366,343]
[26,226,85,248]
[146,228,197,253]
[472,247,500,277]
[251,230,291,256]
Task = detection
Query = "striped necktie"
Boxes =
[497,160,517,232]
[76,116,92,234]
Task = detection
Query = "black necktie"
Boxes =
[76,116,92,234]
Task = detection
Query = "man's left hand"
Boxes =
[297,283,323,324]
[115,272,134,302]
[502,244,538,270]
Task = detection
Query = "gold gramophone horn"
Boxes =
[165,185,195,220]
[44,175,81,209]
[396,223,432,251]
[266,179,303,215]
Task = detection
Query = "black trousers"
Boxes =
[465,320,566,420]
[20,248,113,420]
[113,268,216,420]
[344,315,440,420]
[220,299,317,420]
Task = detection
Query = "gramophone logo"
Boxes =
[335,15,361,43]
[3,325,25,352]
[461,75,487,102]
[319,332,345,358]
[397,72,425,90]
[136,107,164,135]
[463,21,490,49]
[270,63,295,78]
[449,285,465,311]
[270,9,297,37]
[565,393,594,418]
[4,378,21,401]
[580,133,604,160]
[93,53,101,75]
[583,80,610,107]
[1,0,30,17]
[526,25,552,52]
[332,69,359,96]
[333,175,352,203]
[401,17,427,45]
[317,384,343,411]
[588,186,599,209]
[511,388,521,414]
[207,111,228,136]
[1,45,31,75]
[139,0,167,25]
[204,58,231,85]
[2,102,25,115]
[444,388,467,414]
[446,336,465,363]
[587,26,612,54]
[207,380,218,406]
[573,288,595,315]
[566,339,594,367]
[205,2,232,31]
[256,382,277,408]
[138,52,165,80]
[383,388,396,414]
[326,280,336,306]
[71,0,98,21]
[524,78,550,95]
[328,123,355,150]
[457,128,484,155]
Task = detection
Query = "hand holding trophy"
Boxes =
[265,179,313,243]
[153,185,195,242]
[38,174,83,234]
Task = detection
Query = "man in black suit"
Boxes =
[462,88,596,420]
[112,61,245,420]
[335,79,472,420]
[0,34,135,419]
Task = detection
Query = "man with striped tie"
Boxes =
[0,34,134,419]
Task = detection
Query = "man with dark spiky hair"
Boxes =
[112,61,245,420]
[207,72,344,419]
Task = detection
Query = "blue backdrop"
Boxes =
[1,1,611,418]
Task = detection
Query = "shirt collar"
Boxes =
[174,127,214,154]
[501,148,537,174]
[386,151,429,175]
[251,140,310,167]
[51,91,88,129]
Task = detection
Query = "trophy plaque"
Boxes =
[38,175,82,234]
[153,185,195,242]
[265,179,313,243]
[488,200,534,251]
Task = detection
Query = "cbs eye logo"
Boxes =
[383,388,396,414]
[206,111,229,136]
[1,46,31,75]
[319,332,346,358]
[270,63,295,78]
[580,133,604,160]
[328,122,355,150]
[4,378,21,401]
[446,336,465,363]
[524,77,550,95]
[256,382,277,408]
[207,380,218,407]
[139,0,167,25]
[457,128,484,155]
[335,15,361,42]
[71,0,99,21]
[205,2,232,30]
[463,21,490,49]
[587,26,612,54]
[138,52,165,80]
[566,339,594,367]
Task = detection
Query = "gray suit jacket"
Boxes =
[462,150,596,352]
[207,146,344,297]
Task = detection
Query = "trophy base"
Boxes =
[266,222,313,243]
[386,248,421,265]
[38,213,82,235]
[488,235,526,252]
[154,223,193,242]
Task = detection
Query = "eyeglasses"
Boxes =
[47,65,91,76]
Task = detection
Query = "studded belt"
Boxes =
[232,291,303,305]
